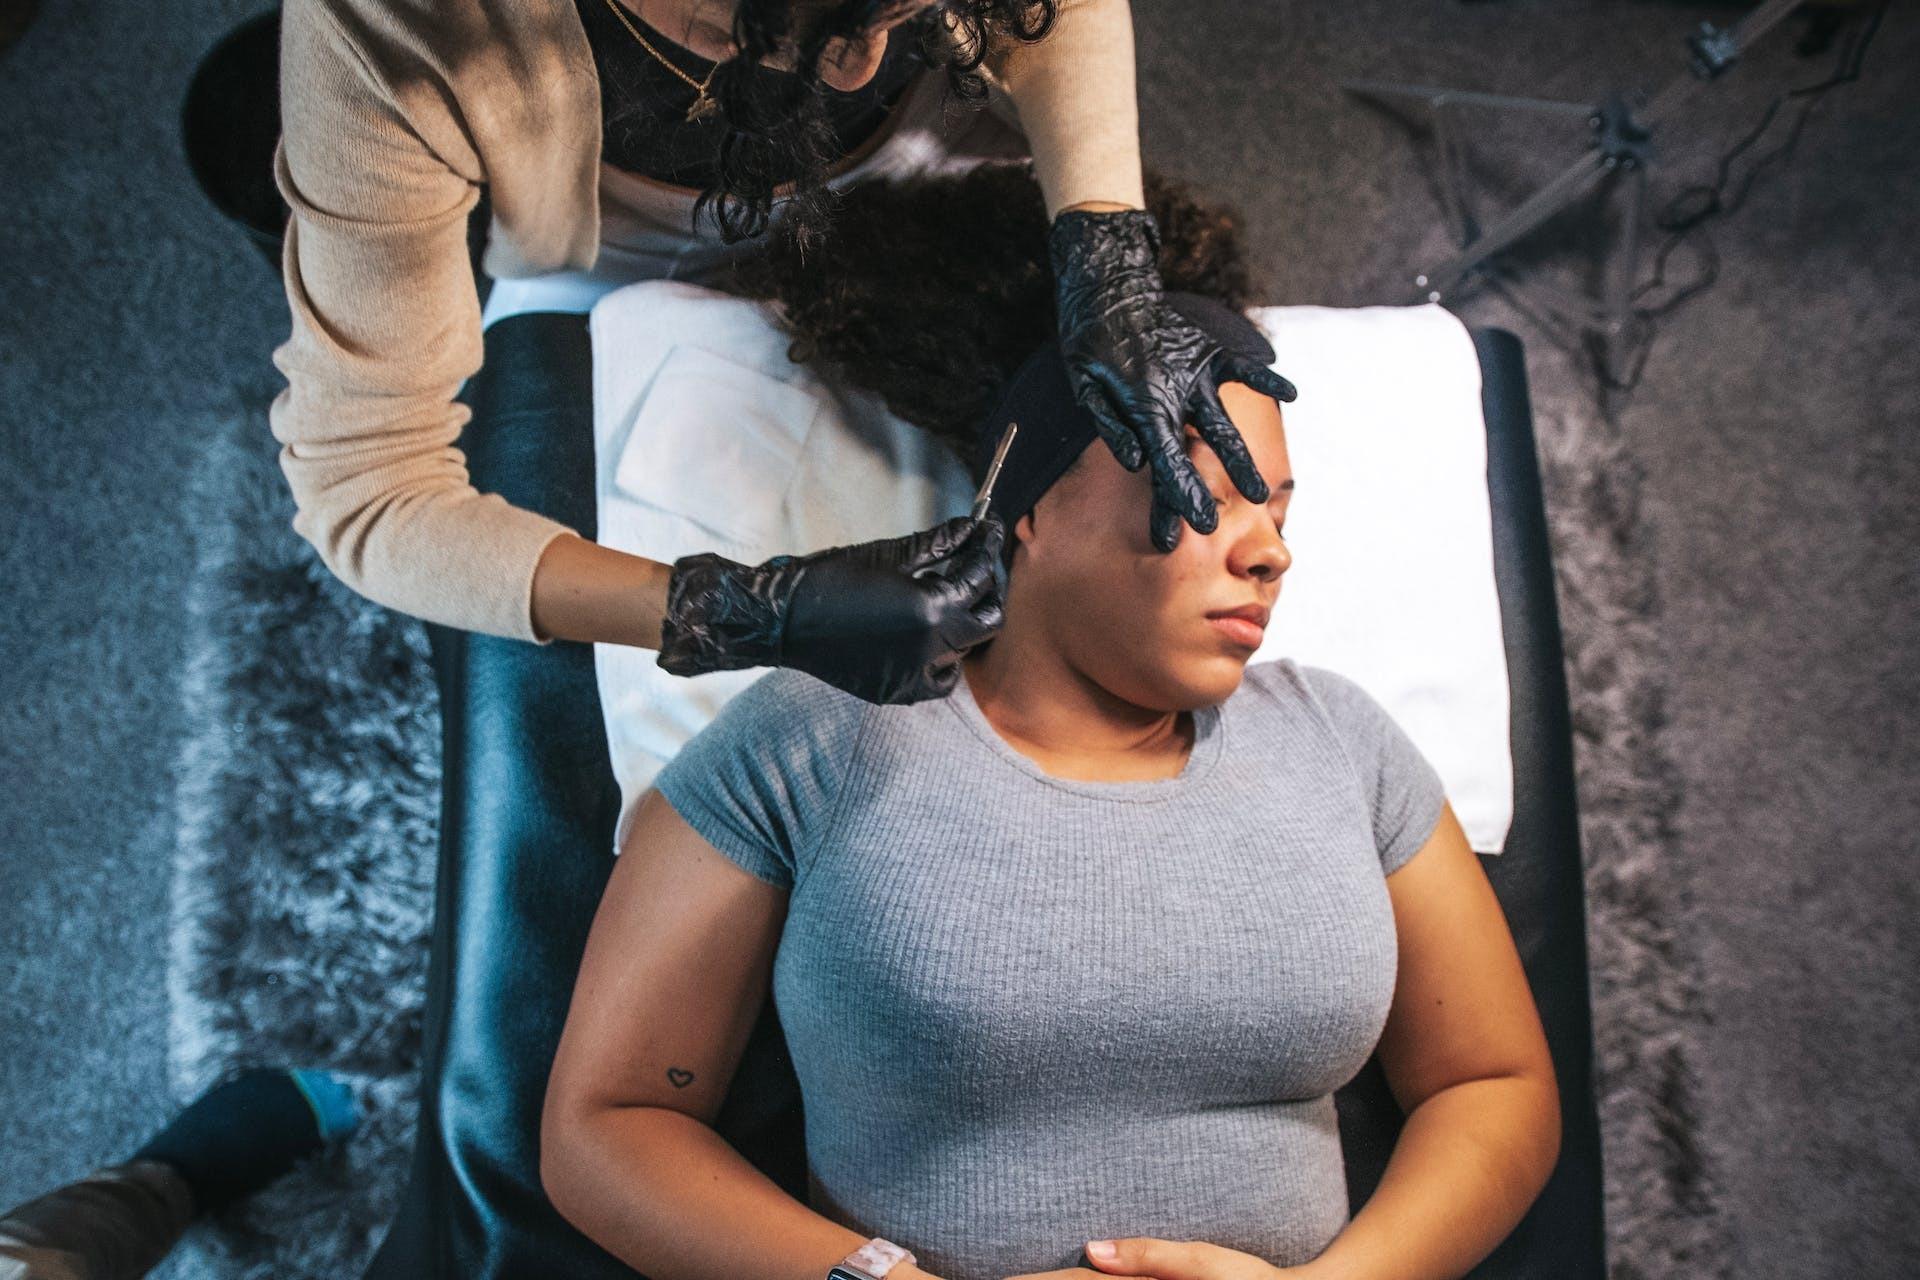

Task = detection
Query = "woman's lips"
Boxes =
[1207,615,1266,648]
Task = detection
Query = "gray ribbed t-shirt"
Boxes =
[650,657,1447,1279]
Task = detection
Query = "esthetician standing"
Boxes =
[270,0,1297,704]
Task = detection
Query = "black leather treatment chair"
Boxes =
[181,10,1607,1277]
[352,308,1608,1280]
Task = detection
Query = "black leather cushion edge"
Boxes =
[362,315,1608,1279]
[1333,327,1608,1279]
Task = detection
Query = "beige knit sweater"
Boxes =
[269,0,1146,643]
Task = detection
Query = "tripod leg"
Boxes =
[1417,152,1614,300]
[1340,79,1594,119]
[1434,102,1480,247]
[1599,161,1648,396]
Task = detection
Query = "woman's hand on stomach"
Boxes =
[1004,1236,1316,1280]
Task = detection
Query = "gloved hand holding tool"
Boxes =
[655,422,1020,706]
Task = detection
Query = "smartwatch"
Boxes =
[827,1236,916,1280]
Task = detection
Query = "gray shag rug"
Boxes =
[1460,288,1730,1280]
[167,379,436,1278]
[166,320,1718,1277]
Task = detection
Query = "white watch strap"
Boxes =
[843,1236,915,1279]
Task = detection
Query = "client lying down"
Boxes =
[542,164,1560,1280]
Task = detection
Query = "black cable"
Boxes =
[1601,0,1888,398]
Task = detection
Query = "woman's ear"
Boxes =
[1013,510,1038,563]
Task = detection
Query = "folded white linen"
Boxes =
[1244,304,1513,855]
[588,280,975,854]
[589,281,1513,855]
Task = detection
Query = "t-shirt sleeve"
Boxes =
[648,668,871,889]
[1295,664,1450,876]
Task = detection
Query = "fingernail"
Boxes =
[1086,1240,1116,1260]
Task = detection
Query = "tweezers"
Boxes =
[971,420,1019,523]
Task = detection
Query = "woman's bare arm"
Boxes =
[528,533,674,647]
[1300,802,1562,1280]
[542,786,944,1280]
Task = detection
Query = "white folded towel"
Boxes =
[589,281,1513,855]
[1244,304,1512,855]
[588,281,975,854]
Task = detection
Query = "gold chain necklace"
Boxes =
[598,0,723,123]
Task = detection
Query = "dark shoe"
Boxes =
[181,9,287,273]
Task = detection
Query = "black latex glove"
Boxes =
[1049,207,1299,552]
[657,514,1007,705]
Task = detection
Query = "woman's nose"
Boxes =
[1234,518,1290,582]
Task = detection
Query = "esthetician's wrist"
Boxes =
[656,551,799,675]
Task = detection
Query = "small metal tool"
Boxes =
[971,420,1019,523]
[909,421,1021,583]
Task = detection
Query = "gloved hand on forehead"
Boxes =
[658,514,1007,705]
[1048,208,1298,552]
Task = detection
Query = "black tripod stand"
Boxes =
[1342,0,1813,421]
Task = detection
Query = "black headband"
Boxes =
[967,292,1281,532]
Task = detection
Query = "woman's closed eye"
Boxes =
[1203,486,1288,540]
[1199,475,1287,537]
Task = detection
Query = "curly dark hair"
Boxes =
[686,0,1058,245]
[730,160,1263,464]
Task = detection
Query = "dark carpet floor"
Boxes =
[1,0,1913,1276]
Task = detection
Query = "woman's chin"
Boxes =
[1148,654,1253,711]
[1199,659,1255,707]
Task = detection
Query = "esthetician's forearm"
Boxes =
[544,1104,945,1280]
[987,0,1146,218]
[1299,1074,1562,1280]
[528,532,674,648]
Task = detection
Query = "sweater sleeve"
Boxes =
[981,0,1146,218]
[268,0,582,644]
[1295,664,1450,877]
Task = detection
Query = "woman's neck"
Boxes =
[961,616,1195,783]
